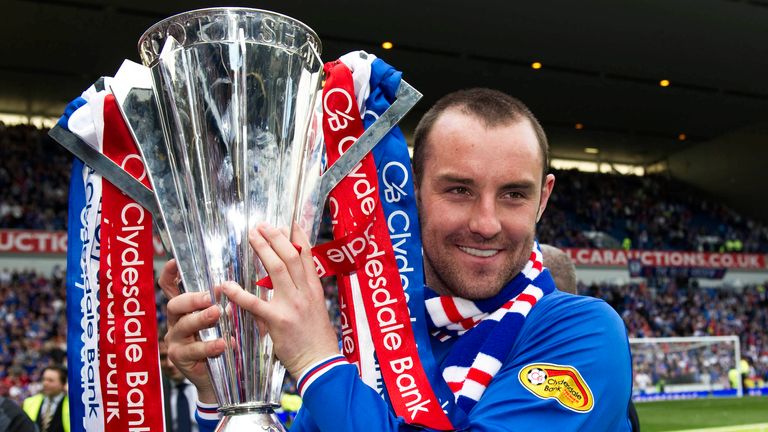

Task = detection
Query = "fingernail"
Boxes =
[206,305,219,320]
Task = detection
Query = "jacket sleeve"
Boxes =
[291,362,441,432]
[464,296,633,431]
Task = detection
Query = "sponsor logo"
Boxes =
[518,363,594,413]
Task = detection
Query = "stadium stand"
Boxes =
[0,123,70,231]
[539,169,768,253]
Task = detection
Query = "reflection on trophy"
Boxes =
[136,8,324,431]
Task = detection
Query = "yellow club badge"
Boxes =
[518,363,594,413]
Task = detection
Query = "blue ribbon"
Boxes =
[65,156,87,432]
[364,58,465,427]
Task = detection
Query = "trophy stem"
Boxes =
[216,404,287,432]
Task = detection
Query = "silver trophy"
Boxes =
[50,7,422,432]
[136,8,325,431]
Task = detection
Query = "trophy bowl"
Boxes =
[137,8,324,431]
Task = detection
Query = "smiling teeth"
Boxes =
[459,246,499,257]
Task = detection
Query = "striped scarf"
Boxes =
[425,242,555,413]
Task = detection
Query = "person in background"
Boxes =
[22,365,68,432]
[540,244,577,294]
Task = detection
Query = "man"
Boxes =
[159,332,199,432]
[22,365,69,432]
[161,88,633,430]
[540,244,578,294]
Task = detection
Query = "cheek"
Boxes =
[423,203,464,235]
[501,211,537,239]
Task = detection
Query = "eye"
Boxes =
[447,186,471,195]
[503,191,525,199]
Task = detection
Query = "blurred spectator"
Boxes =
[22,365,68,432]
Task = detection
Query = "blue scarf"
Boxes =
[425,242,556,413]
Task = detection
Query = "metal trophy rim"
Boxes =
[137,7,322,66]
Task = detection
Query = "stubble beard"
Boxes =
[423,234,534,300]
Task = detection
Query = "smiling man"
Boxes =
[162,88,633,431]
[414,94,554,300]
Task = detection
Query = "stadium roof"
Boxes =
[2,0,767,220]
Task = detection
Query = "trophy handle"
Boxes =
[316,80,422,206]
[49,124,159,218]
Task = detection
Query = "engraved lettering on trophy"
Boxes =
[259,16,277,44]
[280,22,298,50]
[166,21,187,46]
[200,15,227,43]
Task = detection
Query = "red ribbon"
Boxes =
[99,94,165,432]
[320,60,453,429]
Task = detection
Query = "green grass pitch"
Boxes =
[636,397,768,431]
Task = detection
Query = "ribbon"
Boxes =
[99,94,165,432]
[321,59,453,429]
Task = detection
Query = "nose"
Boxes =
[468,195,502,239]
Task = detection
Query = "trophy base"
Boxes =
[215,405,287,432]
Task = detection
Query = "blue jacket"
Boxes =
[199,290,633,431]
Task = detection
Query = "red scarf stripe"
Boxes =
[457,316,479,330]
[440,296,466,324]
[446,381,464,393]
[465,368,494,388]
[515,293,539,306]
[532,257,543,271]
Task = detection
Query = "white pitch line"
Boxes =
[669,423,768,432]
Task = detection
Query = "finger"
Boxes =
[249,226,296,291]
[158,260,180,299]
[259,224,307,289]
[168,338,227,364]
[168,303,221,342]
[220,281,275,322]
[167,291,214,327]
[291,223,323,288]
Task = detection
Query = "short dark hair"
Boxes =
[412,88,549,185]
[43,365,67,385]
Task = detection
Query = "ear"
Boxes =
[536,174,555,223]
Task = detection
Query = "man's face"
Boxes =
[416,109,554,299]
[41,369,64,397]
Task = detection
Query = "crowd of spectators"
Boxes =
[583,280,768,393]
[0,267,67,404]
[0,123,71,230]
[2,124,768,255]
[539,168,768,253]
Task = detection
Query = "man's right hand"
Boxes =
[158,259,226,404]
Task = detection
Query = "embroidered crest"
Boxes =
[518,363,594,413]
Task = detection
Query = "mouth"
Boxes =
[458,245,501,258]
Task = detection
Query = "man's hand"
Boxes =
[158,260,226,404]
[221,223,340,379]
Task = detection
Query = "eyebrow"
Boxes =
[434,174,537,191]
